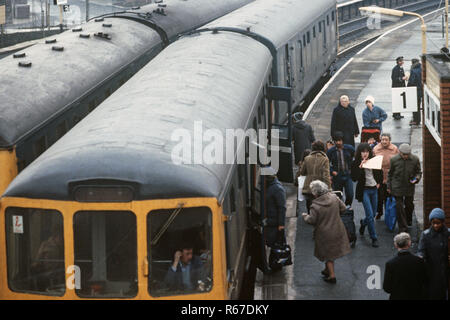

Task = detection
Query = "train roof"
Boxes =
[0,0,252,148]
[3,32,272,201]
[205,0,336,50]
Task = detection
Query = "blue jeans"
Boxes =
[332,172,354,206]
[362,187,378,240]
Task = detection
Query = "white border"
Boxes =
[424,84,442,146]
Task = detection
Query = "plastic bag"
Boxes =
[297,176,306,201]
[385,196,397,231]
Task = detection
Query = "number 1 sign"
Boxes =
[391,87,418,113]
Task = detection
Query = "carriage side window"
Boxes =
[303,34,306,47]
[313,26,316,38]
[307,31,310,44]
[55,121,68,140]
[73,211,137,298]
[327,14,330,26]
[5,207,65,296]
[34,136,47,158]
[332,11,335,21]
[148,207,212,297]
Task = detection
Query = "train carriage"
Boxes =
[0,0,253,194]
[0,0,337,300]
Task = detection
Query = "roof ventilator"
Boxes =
[52,46,64,52]
[94,32,112,40]
[103,23,112,27]
[72,27,82,32]
[154,8,166,15]
[80,33,90,38]
[131,6,140,10]
[18,61,32,68]
[45,39,57,44]
[13,52,26,58]
[95,18,104,22]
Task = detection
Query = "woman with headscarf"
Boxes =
[302,180,351,284]
[418,208,450,300]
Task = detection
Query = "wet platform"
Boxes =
[255,11,445,300]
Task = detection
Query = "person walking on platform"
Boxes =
[407,58,423,126]
[383,232,427,300]
[373,133,399,219]
[292,112,315,165]
[391,56,407,120]
[387,143,422,233]
[418,208,450,300]
[330,95,359,147]
[327,131,355,207]
[302,180,351,284]
[351,143,383,248]
[299,141,331,213]
[362,95,387,133]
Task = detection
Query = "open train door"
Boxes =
[268,86,294,183]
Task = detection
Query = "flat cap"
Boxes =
[399,143,411,154]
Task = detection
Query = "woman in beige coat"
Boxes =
[299,140,331,213]
[302,180,351,284]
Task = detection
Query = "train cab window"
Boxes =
[147,207,212,297]
[73,211,137,298]
[5,207,65,296]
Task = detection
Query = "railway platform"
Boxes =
[255,11,445,300]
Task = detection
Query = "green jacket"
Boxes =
[387,154,422,197]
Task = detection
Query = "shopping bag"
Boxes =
[269,230,293,271]
[385,196,397,231]
[297,176,306,201]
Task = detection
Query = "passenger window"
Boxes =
[313,26,316,38]
[88,99,97,112]
[319,21,322,33]
[303,35,306,47]
[34,136,47,158]
[73,211,137,298]
[147,207,213,297]
[5,207,65,296]
[332,11,335,21]
[307,31,310,44]
[55,121,67,140]
[327,15,330,26]
[105,88,112,99]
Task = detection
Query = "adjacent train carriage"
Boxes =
[0,0,337,299]
[0,0,253,194]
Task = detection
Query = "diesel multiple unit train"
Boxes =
[0,0,253,195]
[0,0,338,299]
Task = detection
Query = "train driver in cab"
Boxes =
[164,243,207,293]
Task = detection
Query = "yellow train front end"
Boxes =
[0,196,229,300]
[0,148,18,195]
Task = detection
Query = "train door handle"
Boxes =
[143,256,149,277]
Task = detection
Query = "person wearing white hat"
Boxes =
[362,95,387,132]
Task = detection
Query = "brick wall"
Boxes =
[440,78,450,228]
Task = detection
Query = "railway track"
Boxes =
[338,0,444,51]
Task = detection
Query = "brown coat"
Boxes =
[373,143,399,184]
[299,151,331,194]
[303,192,351,262]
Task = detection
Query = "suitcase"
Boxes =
[341,207,357,248]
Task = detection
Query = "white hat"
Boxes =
[365,96,375,105]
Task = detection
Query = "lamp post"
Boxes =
[359,6,427,54]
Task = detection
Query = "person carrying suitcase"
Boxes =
[351,143,383,248]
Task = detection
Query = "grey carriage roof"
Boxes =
[0,0,252,148]
[4,32,272,201]
[205,0,336,50]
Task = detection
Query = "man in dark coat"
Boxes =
[418,208,450,300]
[330,95,359,147]
[407,58,423,125]
[383,232,427,300]
[327,131,355,207]
[387,143,422,233]
[165,245,205,292]
[292,112,315,165]
[391,56,407,120]
[265,169,287,248]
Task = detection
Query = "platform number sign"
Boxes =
[12,215,23,234]
[391,87,418,113]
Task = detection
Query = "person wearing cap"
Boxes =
[391,56,407,120]
[407,58,423,125]
[330,95,359,147]
[418,208,450,300]
[383,232,427,300]
[387,143,422,232]
[292,112,315,165]
[265,168,287,250]
[362,95,387,132]
[327,131,355,207]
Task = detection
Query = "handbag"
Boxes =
[385,196,397,231]
[269,230,293,271]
